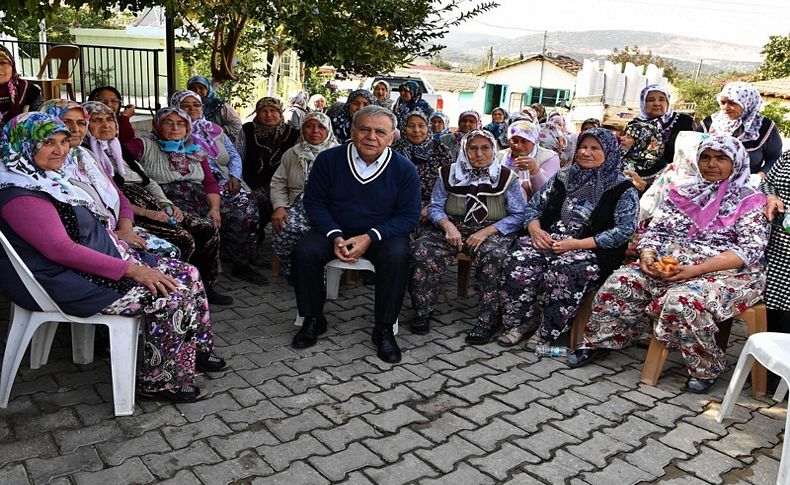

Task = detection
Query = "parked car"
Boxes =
[360,75,444,112]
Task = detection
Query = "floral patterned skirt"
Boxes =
[581,262,765,379]
[410,220,514,328]
[101,257,213,392]
[271,194,311,276]
[500,235,600,340]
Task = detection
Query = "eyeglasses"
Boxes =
[180,102,202,109]
[160,120,188,128]
[97,97,121,105]
[466,144,492,153]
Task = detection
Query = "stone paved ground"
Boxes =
[0,255,785,484]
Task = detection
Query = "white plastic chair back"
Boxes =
[0,228,63,314]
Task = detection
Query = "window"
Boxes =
[526,87,571,107]
[508,92,524,113]
[279,51,292,79]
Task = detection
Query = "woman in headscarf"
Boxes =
[563,118,602,163]
[500,119,560,199]
[483,107,508,144]
[270,112,337,277]
[638,84,695,170]
[393,81,434,131]
[187,75,243,141]
[308,94,327,113]
[127,106,266,285]
[81,100,230,304]
[87,85,136,143]
[327,89,375,143]
[0,112,226,402]
[498,129,639,348]
[372,80,394,110]
[571,136,769,394]
[0,45,42,128]
[429,112,450,142]
[40,99,183,261]
[391,111,453,221]
[538,117,569,166]
[410,130,526,338]
[620,119,665,192]
[440,110,482,159]
[283,90,309,129]
[701,81,782,176]
[236,97,300,246]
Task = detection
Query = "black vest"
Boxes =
[538,178,635,282]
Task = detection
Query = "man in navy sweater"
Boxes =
[292,105,421,363]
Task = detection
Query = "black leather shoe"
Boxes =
[206,287,234,305]
[292,316,328,349]
[686,377,716,394]
[465,325,495,345]
[232,263,268,285]
[372,327,402,363]
[411,316,430,335]
[567,349,603,368]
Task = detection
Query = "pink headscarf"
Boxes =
[170,89,224,158]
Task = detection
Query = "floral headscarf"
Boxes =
[171,89,223,158]
[454,110,482,146]
[429,112,450,141]
[0,112,99,213]
[0,45,32,127]
[308,94,326,112]
[538,120,565,153]
[447,130,506,223]
[393,81,433,130]
[638,84,674,124]
[329,89,375,143]
[152,107,203,175]
[186,75,224,126]
[709,82,765,143]
[559,128,629,207]
[394,111,435,164]
[621,119,664,176]
[287,90,308,109]
[502,120,540,171]
[73,101,126,179]
[668,135,765,236]
[547,111,569,134]
[293,112,336,171]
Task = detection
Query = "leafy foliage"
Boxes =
[1,5,135,43]
[754,33,790,81]
[673,76,723,122]
[763,101,790,137]
[607,45,679,82]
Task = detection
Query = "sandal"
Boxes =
[525,334,551,352]
[497,328,526,347]
[196,352,227,372]
[139,384,207,403]
[465,325,495,345]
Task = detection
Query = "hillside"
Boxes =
[439,29,762,73]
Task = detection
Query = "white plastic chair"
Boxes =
[717,332,790,485]
[0,228,141,416]
[294,257,398,334]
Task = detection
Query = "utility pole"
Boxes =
[694,59,704,83]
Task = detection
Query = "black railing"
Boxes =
[1,39,164,112]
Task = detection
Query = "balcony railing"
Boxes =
[1,39,164,113]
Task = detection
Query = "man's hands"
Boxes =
[333,235,372,263]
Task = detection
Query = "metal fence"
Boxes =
[1,39,164,112]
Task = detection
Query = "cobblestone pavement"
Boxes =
[0,256,785,484]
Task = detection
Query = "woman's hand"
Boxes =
[115,228,148,250]
[125,264,178,297]
[271,207,289,232]
[514,156,539,175]
[624,170,647,192]
[466,228,490,251]
[528,220,553,250]
[551,237,579,254]
[207,207,222,228]
[226,176,242,195]
[766,195,785,221]
[639,254,663,279]
[442,222,463,251]
[121,105,135,118]
[171,206,185,223]
[420,206,429,224]
[145,209,170,223]
[663,264,702,282]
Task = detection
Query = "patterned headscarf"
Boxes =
[395,111,435,164]
[152,107,203,175]
[71,101,125,179]
[287,90,308,108]
[502,120,540,171]
[621,119,664,175]
[429,112,450,141]
[454,110,482,146]
[559,128,629,206]
[0,45,32,127]
[447,130,506,223]
[709,82,765,143]
[171,89,223,158]
[581,118,601,130]
[669,135,765,236]
[329,89,375,142]
[547,111,569,134]
[0,112,99,213]
[394,81,433,130]
[638,84,674,124]
[538,120,565,153]
[292,112,336,171]
[40,100,121,226]
[484,107,509,141]
[186,75,223,125]
[308,94,326,112]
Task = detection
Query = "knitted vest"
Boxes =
[139,138,205,185]
[441,166,518,223]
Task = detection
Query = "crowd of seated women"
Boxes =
[0,42,787,404]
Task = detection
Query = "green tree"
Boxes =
[607,45,679,82]
[763,101,790,137]
[673,76,723,122]
[754,33,790,81]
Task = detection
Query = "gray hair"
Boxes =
[352,105,397,132]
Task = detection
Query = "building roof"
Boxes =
[752,76,790,100]
[391,68,480,93]
[479,54,582,76]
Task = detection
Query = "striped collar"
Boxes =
[347,143,392,184]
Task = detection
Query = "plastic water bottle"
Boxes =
[162,204,177,225]
[535,345,569,358]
